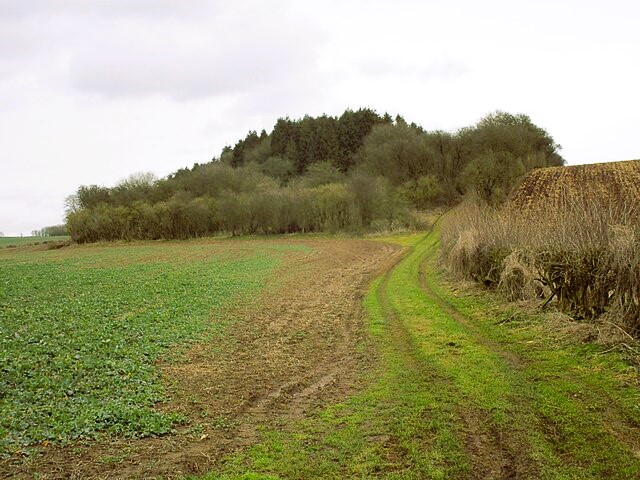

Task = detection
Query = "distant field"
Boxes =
[0,236,70,248]
[0,240,291,454]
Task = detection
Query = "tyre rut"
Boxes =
[380,237,530,479]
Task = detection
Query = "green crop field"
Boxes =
[0,240,298,455]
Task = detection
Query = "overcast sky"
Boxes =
[1,0,639,235]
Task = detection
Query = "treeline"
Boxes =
[31,224,67,237]
[225,108,390,173]
[67,165,419,241]
[66,109,564,242]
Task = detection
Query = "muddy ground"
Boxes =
[2,238,399,479]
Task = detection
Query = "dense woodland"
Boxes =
[65,109,564,242]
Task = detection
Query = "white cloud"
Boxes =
[0,0,214,20]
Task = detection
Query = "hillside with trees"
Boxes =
[65,109,564,242]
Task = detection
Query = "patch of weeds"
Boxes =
[210,416,239,431]
[98,447,134,465]
[186,424,205,437]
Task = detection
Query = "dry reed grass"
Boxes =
[441,180,640,338]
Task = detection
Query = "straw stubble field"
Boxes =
[444,160,640,336]
[508,159,640,211]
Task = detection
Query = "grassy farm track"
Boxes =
[417,231,640,479]
[209,231,640,479]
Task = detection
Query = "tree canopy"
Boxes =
[65,109,564,242]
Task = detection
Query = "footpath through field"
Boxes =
[212,229,640,479]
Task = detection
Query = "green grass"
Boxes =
[202,230,640,479]
[421,233,640,478]
[0,236,69,248]
[0,240,299,455]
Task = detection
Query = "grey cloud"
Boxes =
[71,33,318,100]
[0,1,324,100]
[231,67,330,120]
[68,4,324,100]
[0,23,42,59]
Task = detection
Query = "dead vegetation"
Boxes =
[441,160,640,340]
[508,159,640,212]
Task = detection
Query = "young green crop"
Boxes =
[0,241,292,455]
